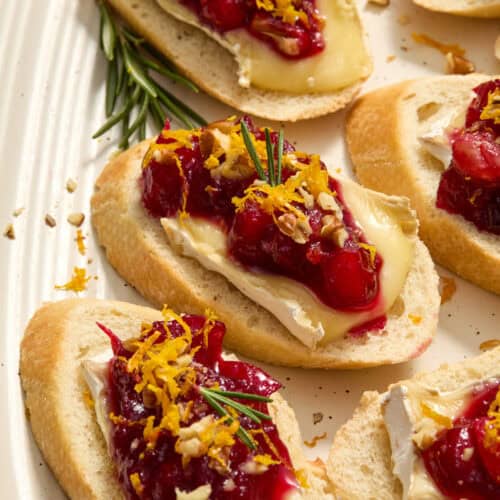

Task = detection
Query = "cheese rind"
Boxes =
[155,0,371,93]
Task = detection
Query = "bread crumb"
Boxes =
[304,432,327,448]
[12,207,24,217]
[397,14,410,25]
[3,223,15,240]
[439,276,457,304]
[313,412,324,425]
[386,55,396,63]
[368,0,389,5]
[66,178,78,193]
[408,314,422,325]
[45,214,56,227]
[479,339,500,352]
[445,52,475,75]
[411,33,465,57]
[67,212,85,227]
[495,35,500,62]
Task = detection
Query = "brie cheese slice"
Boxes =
[161,179,416,349]
[156,0,371,93]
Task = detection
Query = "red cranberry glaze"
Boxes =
[141,117,383,314]
[436,80,500,235]
[100,316,298,500]
[180,0,324,59]
[422,381,500,499]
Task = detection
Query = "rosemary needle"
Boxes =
[95,0,206,147]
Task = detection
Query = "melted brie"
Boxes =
[156,0,371,93]
[161,179,416,348]
[382,378,500,500]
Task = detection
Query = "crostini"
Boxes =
[347,74,500,295]
[328,345,500,499]
[91,116,440,369]
[104,0,372,121]
[413,0,500,18]
[20,299,334,499]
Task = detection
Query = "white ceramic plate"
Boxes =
[1,1,499,498]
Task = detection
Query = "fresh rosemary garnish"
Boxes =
[240,121,285,186]
[95,1,207,148]
[199,387,273,450]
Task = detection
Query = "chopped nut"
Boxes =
[276,213,312,244]
[495,35,500,62]
[44,214,56,228]
[297,185,314,209]
[462,447,474,462]
[66,178,78,193]
[320,215,347,246]
[479,339,500,352]
[240,459,269,475]
[12,207,24,217]
[3,223,15,240]
[67,212,85,227]
[313,412,324,425]
[368,0,389,5]
[317,192,339,212]
[439,276,457,304]
[445,52,475,75]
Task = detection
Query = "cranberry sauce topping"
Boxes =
[100,311,298,500]
[422,381,500,499]
[141,117,383,314]
[436,79,500,235]
[180,0,324,59]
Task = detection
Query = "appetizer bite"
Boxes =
[104,0,372,120]
[347,75,500,295]
[20,299,334,499]
[92,117,440,368]
[329,345,500,499]
[413,0,500,18]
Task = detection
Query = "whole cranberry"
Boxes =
[200,0,247,31]
[321,247,378,310]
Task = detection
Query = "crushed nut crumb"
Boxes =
[66,178,78,193]
[12,207,25,217]
[67,212,85,227]
[313,412,324,425]
[3,223,15,240]
[44,214,56,228]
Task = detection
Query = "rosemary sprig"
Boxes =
[240,121,285,187]
[200,387,274,450]
[95,1,207,147]
[200,388,256,450]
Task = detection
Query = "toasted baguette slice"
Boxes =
[20,298,335,500]
[347,74,500,295]
[91,140,440,369]
[413,0,500,18]
[105,0,370,122]
[327,345,500,499]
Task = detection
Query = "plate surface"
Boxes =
[0,1,498,498]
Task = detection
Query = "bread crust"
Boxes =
[105,0,370,121]
[413,0,500,18]
[90,140,440,369]
[328,346,500,499]
[20,299,333,500]
[347,75,500,295]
